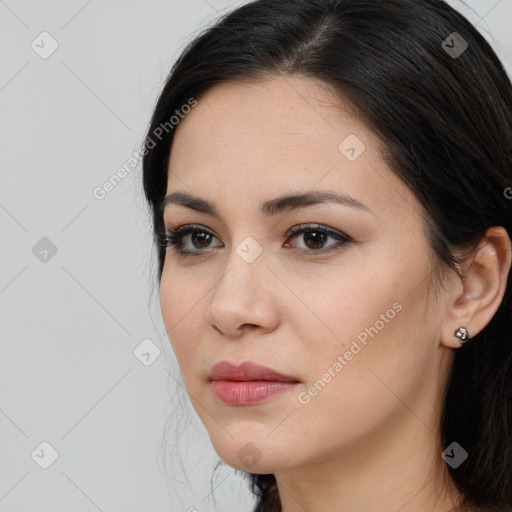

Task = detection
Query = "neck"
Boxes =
[274,406,463,512]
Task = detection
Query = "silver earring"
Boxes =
[454,326,470,344]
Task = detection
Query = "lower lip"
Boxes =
[210,380,299,405]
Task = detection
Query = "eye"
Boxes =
[284,223,352,255]
[158,224,222,256]
[158,222,353,257]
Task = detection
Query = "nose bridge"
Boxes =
[214,234,266,299]
[207,234,275,333]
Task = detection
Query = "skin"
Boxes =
[159,75,511,512]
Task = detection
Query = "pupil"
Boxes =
[305,231,326,249]
[189,230,327,250]
[193,232,211,248]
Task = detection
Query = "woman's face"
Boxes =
[160,75,456,474]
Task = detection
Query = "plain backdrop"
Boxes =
[1,1,511,511]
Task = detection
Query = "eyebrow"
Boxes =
[160,190,374,218]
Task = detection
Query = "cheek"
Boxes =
[159,271,205,378]
[291,252,434,392]
[287,263,403,362]
[160,260,208,329]
[286,298,427,457]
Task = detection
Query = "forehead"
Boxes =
[170,75,363,163]
[166,75,415,222]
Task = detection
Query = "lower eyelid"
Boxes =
[170,226,351,255]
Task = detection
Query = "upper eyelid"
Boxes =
[286,223,349,238]
[167,222,350,242]
[162,223,353,259]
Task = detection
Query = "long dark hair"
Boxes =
[141,1,512,510]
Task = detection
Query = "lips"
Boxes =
[209,360,299,382]
[209,360,300,406]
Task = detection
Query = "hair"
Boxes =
[141,0,512,510]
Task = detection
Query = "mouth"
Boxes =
[209,360,300,383]
[209,360,300,405]
[210,380,299,405]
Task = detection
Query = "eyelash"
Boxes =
[158,223,353,257]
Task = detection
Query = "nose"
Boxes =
[206,247,280,338]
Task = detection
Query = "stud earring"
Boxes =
[454,326,470,344]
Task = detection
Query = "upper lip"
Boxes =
[209,361,299,382]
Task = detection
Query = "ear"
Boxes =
[440,226,512,349]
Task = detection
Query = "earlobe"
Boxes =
[454,326,470,345]
[440,226,512,349]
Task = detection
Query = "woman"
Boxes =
[142,0,512,510]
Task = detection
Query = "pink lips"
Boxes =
[209,361,300,405]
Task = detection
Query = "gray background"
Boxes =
[1,1,511,511]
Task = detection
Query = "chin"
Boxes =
[210,436,299,474]
[217,451,282,474]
